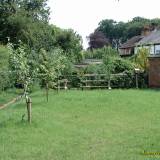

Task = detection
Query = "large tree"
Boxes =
[54,28,83,62]
[0,0,51,47]
[89,17,160,50]
[87,31,109,50]
[94,19,126,49]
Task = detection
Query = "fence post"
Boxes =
[26,97,32,124]
[64,79,68,90]
[134,68,140,89]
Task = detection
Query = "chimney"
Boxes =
[141,25,152,36]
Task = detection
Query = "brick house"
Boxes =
[119,26,152,56]
[119,29,160,87]
[135,30,160,54]
[119,35,143,56]
[136,30,160,87]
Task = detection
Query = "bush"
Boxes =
[79,56,148,88]
[113,57,134,73]
[85,57,134,74]
[111,70,134,88]
[84,46,119,59]
[0,45,12,92]
[0,71,11,91]
[85,64,104,74]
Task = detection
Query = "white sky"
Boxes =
[48,0,160,49]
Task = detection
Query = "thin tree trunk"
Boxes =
[46,83,49,102]
[108,73,111,90]
[57,78,60,93]
[23,83,28,97]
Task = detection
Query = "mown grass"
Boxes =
[0,89,160,160]
[0,89,22,106]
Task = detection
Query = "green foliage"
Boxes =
[85,57,134,75]
[85,46,119,59]
[0,71,11,92]
[88,31,109,50]
[0,45,9,69]
[20,0,50,22]
[111,70,134,88]
[0,0,50,45]
[0,45,12,91]
[113,57,134,73]
[132,48,149,71]
[0,0,83,69]
[91,17,160,49]
[61,58,75,76]
[8,43,31,93]
[83,51,146,88]
[85,64,102,74]
[4,12,55,51]
[96,19,126,49]
[101,47,118,89]
[102,55,115,75]
[38,48,66,86]
[55,28,83,62]
[84,47,134,74]
[38,48,66,101]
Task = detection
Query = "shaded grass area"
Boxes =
[0,89,22,106]
[0,89,160,160]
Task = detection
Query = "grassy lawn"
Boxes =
[0,89,22,106]
[0,89,160,160]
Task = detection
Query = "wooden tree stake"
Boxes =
[26,97,32,124]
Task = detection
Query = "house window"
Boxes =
[155,45,160,54]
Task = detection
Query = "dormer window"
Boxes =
[155,45,160,54]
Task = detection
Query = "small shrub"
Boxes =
[0,45,12,92]
[113,57,134,73]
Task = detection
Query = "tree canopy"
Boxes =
[88,17,160,50]
[0,0,83,62]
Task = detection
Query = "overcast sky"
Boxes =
[48,0,160,49]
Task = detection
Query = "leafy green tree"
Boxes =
[38,48,66,101]
[8,42,37,123]
[87,31,109,50]
[103,55,115,89]
[90,17,160,50]
[0,0,51,47]
[102,47,117,89]
[112,22,126,49]
[95,20,126,48]
[0,45,11,91]
[133,48,149,71]
[20,0,50,22]
[55,28,83,62]
[0,0,83,64]
[8,43,31,95]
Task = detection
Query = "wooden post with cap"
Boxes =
[134,68,140,89]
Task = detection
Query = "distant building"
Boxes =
[119,27,160,56]
[136,29,160,88]
[119,28,160,88]
[135,29,160,55]
[119,36,143,56]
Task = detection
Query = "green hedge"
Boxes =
[70,57,148,89]
[0,45,12,92]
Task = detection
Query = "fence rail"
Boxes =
[58,73,129,90]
